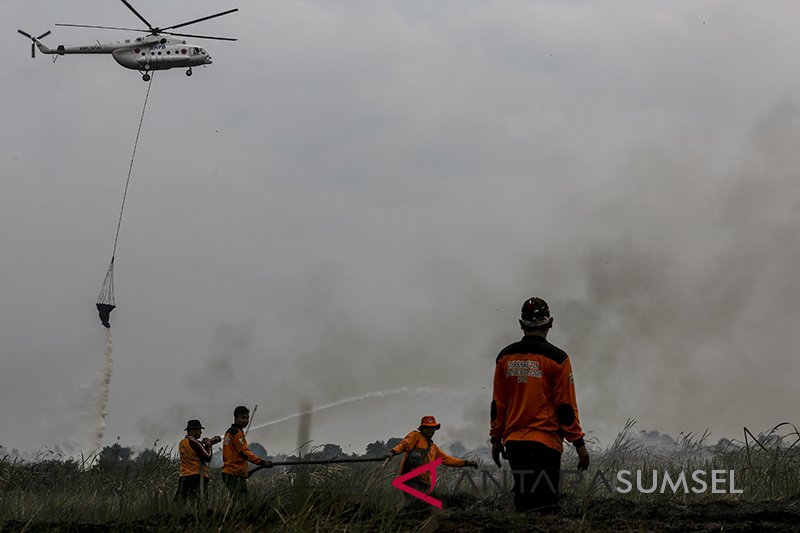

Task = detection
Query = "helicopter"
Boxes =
[18,0,237,81]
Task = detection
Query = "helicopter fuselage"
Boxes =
[37,35,211,71]
[19,0,235,80]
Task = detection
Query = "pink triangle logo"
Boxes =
[390,457,443,509]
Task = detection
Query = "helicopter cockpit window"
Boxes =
[193,47,199,54]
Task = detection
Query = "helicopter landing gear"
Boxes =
[142,73,151,82]
[186,67,193,77]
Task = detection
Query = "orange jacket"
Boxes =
[391,430,465,485]
[179,436,212,478]
[222,425,264,477]
[490,335,585,454]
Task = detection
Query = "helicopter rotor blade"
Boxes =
[160,8,238,32]
[162,31,237,42]
[18,30,47,57]
[18,29,51,41]
[55,23,148,32]
[119,0,154,30]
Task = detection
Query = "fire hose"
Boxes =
[248,456,388,476]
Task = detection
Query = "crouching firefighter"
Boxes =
[384,416,477,508]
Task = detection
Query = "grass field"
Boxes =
[2,421,799,531]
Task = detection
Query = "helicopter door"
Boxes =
[136,47,164,67]
[150,48,165,65]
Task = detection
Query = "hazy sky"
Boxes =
[3,0,800,457]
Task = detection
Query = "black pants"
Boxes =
[222,473,248,498]
[504,441,562,513]
[176,475,209,501]
[401,477,433,514]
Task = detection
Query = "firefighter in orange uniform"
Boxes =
[222,405,271,498]
[490,297,590,513]
[176,419,221,500]
[384,416,477,505]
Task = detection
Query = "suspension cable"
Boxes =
[111,74,154,261]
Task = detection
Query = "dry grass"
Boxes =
[1,421,799,531]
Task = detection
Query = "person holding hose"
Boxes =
[222,405,272,498]
[385,416,477,508]
[176,419,220,501]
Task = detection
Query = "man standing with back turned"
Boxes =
[490,297,590,513]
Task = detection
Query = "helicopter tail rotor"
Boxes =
[18,29,51,58]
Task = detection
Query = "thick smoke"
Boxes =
[8,2,800,457]
[135,323,259,441]
[134,102,800,454]
[535,101,800,445]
